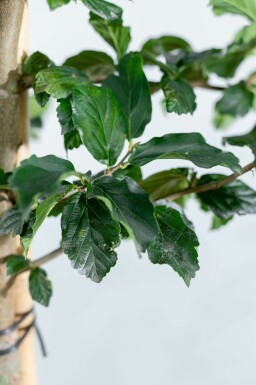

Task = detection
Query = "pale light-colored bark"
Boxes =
[0,1,37,384]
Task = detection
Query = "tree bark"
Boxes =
[0,1,37,384]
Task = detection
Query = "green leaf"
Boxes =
[129,133,242,173]
[61,193,120,282]
[71,85,126,166]
[35,92,50,108]
[34,66,88,100]
[64,131,82,150]
[204,50,247,78]
[88,176,158,252]
[113,165,142,183]
[148,206,199,287]
[103,53,152,139]
[57,97,75,134]
[140,169,189,202]
[198,174,256,219]
[89,13,131,59]
[63,50,115,80]
[21,191,71,255]
[6,255,30,276]
[216,81,253,117]
[141,36,192,58]
[82,0,122,21]
[161,77,197,115]
[29,268,52,307]
[0,206,23,237]
[213,110,235,129]
[211,0,256,20]
[211,215,233,230]
[22,51,54,76]
[224,125,256,158]
[47,0,72,10]
[9,155,75,213]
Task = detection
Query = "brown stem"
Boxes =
[166,162,255,201]
[105,145,136,176]
[30,247,63,269]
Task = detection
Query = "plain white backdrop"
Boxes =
[28,1,256,384]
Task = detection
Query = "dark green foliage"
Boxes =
[89,13,131,59]
[88,177,158,252]
[129,133,241,172]
[81,0,122,21]
[161,76,196,115]
[71,85,126,166]
[103,53,152,139]
[22,52,54,76]
[6,0,256,301]
[140,169,189,202]
[61,193,120,282]
[148,206,199,287]
[198,174,256,219]
[6,255,30,276]
[224,126,256,159]
[34,66,88,100]
[9,155,75,212]
[0,207,23,237]
[215,81,253,117]
[29,268,52,307]
[63,51,115,80]
[57,97,75,134]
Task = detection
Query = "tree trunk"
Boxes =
[0,1,37,384]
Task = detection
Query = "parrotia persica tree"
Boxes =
[1,0,256,383]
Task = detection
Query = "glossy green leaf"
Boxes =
[141,36,192,58]
[161,77,196,115]
[9,155,75,212]
[82,0,122,21]
[129,133,242,172]
[89,13,131,59]
[113,165,142,183]
[71,85,126,166]
[57,97,75,134]
[198,174,256,219]
[6,255,30,276]
[216,81,253,117]
[47,0,72,10]
[211,0,256,20]
[22,51,54,76]
[148,205,199,287]
[0,207,23,237]
[140,169,189,201]
[34,66,88,100]
[29,268,52,307]
[103,53,152,139]
[64,131,82,150]
[63,50,115,80]
[61,193,120,282]
[224,125,256,158]
[88,176,158,252]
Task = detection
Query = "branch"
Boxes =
[30,246,63,269]
[105,144,136,176]
[166,162,255,201]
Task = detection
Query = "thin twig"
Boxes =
[30,246,63,269]
[166,162,255,201]
[105,144,136,176]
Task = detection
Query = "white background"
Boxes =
[28,1,256,384]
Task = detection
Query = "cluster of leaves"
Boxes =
[1,0,256,306]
